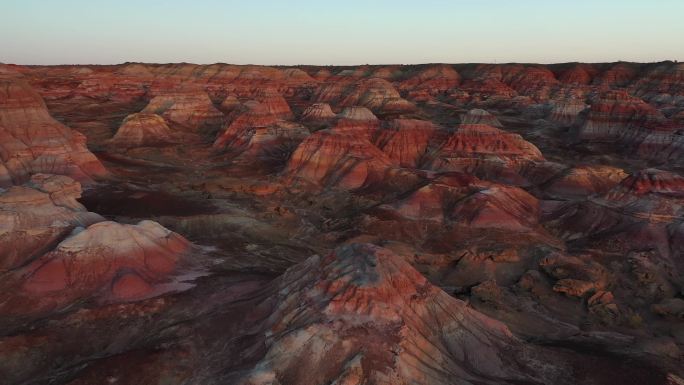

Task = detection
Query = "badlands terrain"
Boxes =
[1,60,684,384]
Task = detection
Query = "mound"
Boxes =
[109,113,177,148]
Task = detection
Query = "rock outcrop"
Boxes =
[219,95,242,113]
[0,77,106,186]
[236,243,555,385]
[398,64,461,101]
[579,90,666,141]
[142,90,224,133]
[0,174,103,271]
[428,113,544,184]
[109,113,177,148]
[300,102,335,122]
[451,185,540,230]
[254,88,293,119]
[544,165,628,197]
[548,98,588,125]
[336,105,379,121]
[373,119,440,168]
[0,174,195,315]
[460,108,503,127]
[3,61,684,384]
[213,101,308,167]
[315,77,415,114]
[285,129,393,189]
[4,219,192,313]
[386,173,480,221]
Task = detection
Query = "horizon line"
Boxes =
[3,59,682,68]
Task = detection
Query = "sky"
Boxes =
[1,0,683,65]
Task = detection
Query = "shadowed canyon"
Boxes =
[1,61,684,384]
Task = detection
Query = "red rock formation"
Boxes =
[336,105,378,121]
[540,253,610,298]
[300,102,335,122]
[213,101,280,148]
[219,94,241,113]
[4,61,684,383]
[142,89,224,133]
[0,218,194,317]
[285,129,393,189]
[315,77,415,114]
[594,63,638,87]
[459,65,520,105]
[636,130,684,163]
[369,65,399,79]
[606,168,684,199]
[544,165,627,197]
[254,88,293,119]
[372,119,440,168]
[331,106,382,141]
[312,68,333,81]
[426,114,546,185]
[0,76,107,186]
[579,90,666,140]
[460,108,503,127]
[236,243,555,385]
[109,113,177,148]
[558,64,597,85]
[434,124,543,163]
[545,168,684,247]
[631,62,684,105]
[282,68,316,83]
[0,174,103,271]
[501,65,559,101]
[386,173,481,221]
[451,185,540,230]
[548,98,588,125]
[213,101,308,167]
[398,64,461,101]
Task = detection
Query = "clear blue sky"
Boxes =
[1,0,682,65]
